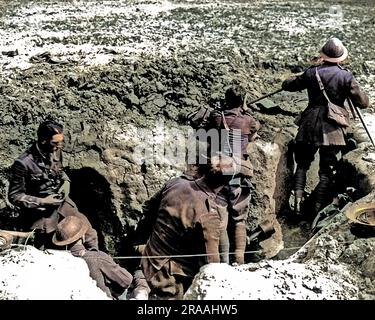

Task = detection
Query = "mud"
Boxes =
[0,0,374,296]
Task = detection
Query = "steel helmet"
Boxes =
[320,38,348,63]
[345,202,375,226]
[52,215,89,246]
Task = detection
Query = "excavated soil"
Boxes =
[0,0,374,298]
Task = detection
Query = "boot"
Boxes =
[294,190,304,216]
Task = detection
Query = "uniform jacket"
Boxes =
[8,142,71,232]
[207,108,259,157]
[141,176,227,282]
[282,62,369,146]
[70,243,133,299]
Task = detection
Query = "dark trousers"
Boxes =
[294,143,342,208]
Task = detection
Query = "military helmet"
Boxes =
[345,202,375,226]
[52,215,89,246]
[320,38,348,63]
[0,231,13,251]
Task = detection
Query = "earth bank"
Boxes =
[0,0,374,299]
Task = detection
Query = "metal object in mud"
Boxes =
[0,231,14,251]
[345,203,375,226]
[248,220,275,242]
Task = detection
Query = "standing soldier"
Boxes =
[206,84,260,265]
[8,120,98,250]
[282,38,370,216]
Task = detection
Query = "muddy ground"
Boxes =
[0,0,374,296]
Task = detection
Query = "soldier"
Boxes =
[8,120,98,250]
[206,84,260,265]
[282,38,370,216]
[52,215,134,300]
[141,155,236,299]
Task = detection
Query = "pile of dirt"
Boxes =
[0,0,374,297]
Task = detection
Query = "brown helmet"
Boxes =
[345,203,375,226]
[319,38,348,63]
[52,215,89,246]
[0,231,13,251]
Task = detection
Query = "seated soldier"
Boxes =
[52,215,136,300]
[8,120,98,250]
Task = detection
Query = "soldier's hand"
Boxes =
[40,194,64,206]
[57,180,70,199]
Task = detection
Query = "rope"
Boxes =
[112,246,302,260]
[24,228,36,249]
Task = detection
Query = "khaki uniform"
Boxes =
[282,62,369,209]
[70,242,133,299]
[141,176,227,299]
[207,108,259,264]
[8,142,98,250]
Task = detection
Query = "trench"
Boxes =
[273,147,373,260]
[65,132,371,267]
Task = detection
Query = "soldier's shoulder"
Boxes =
[15,149,33,164]
[337,64,351,72]
[210,109,221,117]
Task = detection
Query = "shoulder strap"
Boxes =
[221,111,229,130]
[221,111,240,130]
[315,67,332,104]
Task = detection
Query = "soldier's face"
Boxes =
[48,133,64,151]
[42,133,64,152]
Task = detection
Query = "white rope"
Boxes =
[112,246,302,260]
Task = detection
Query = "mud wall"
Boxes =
[0,51,297,258]
[1,0,374,263]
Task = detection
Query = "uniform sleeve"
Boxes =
[349,78,370,109]
[84,226,99,251]
[248,115,261,137]
[282,72,307,92]
[8,160,43,209]
[197,209,221,264]
[100,254,133,289]
[204,110,221,130]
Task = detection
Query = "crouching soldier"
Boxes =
[52,215,133,300]
[8,120,98,250]
[141,155,235,300]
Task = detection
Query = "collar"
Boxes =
[194,177,223,197]
[223,108,241,115]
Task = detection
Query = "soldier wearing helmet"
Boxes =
[52,215,136,300]
[282,38,370,217]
